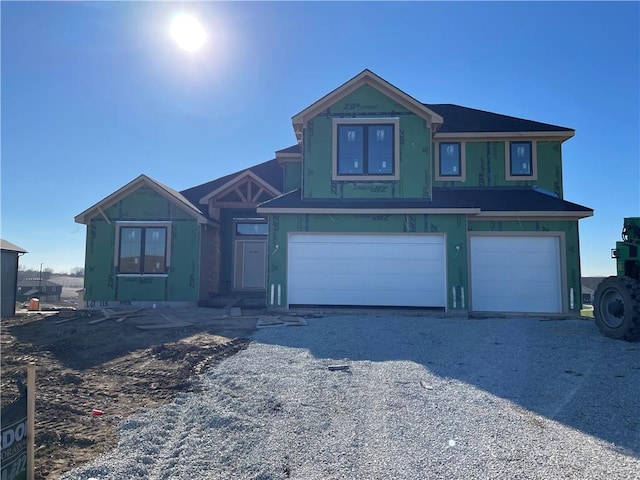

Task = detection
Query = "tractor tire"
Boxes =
[593,276,640,341]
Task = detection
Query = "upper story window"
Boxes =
[115,222,171,275]
[332,118,400,181]
[510,142,532,176]
[435,141,466,181]
[506,140,537,180]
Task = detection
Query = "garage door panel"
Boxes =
[470,236,562,313]
[288,234,446,307]
[290,286,442,307]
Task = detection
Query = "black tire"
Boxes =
[593,276,640,341]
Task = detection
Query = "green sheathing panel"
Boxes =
[468,219,582,313]
[434,140,563,196]
[83,186,200,304]
[284,161,302,192]
[302,84,431,200]
[267,213,468,310]
[85,219,117,302]
[537,141,564,198]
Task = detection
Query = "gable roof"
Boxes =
[75,174,208,225]
[257,187,593,218]
[427,104,574,139]
[180,158,283,207]
[275,144,301,155]
[291,69,444,139]
[197,169,282,205]
[1,239,27,253]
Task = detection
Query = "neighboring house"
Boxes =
[16,278,63,303]
[76,69,593,314]
[581,286,594,305]
[1,239,27,317]
[581,277,606,305]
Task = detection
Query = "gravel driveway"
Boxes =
[61,315,640,479]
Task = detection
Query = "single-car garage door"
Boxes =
[288,233,446,308]
[470,235,562,313]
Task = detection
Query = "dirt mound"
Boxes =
[1,309,255,479]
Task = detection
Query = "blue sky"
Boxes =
[1,1,638,276]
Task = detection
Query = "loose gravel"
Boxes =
[61,315,640,479]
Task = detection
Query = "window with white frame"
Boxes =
[332,118,400,180]
[117,225,168,274]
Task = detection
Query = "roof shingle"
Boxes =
[426,104,573,134]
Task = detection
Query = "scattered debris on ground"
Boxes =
[1,307,258,480]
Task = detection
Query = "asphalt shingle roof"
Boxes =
[180,159,283,209]
[425,104,573,134]
[275,144,301,155]
[1,239,27,253]
[258,187,592,214]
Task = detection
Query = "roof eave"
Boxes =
[434,130,575,141]
[257,206,481,215]
[475,210,593,219]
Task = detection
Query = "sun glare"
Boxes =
[170,13,206,52]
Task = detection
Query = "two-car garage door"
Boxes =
[287,234,446,308]
[470,235,562,313]
[286,233,563,313]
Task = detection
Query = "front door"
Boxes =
[233,220,268,290]
[238,240,267,289]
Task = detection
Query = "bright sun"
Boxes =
[170,13,206,52]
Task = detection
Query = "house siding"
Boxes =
[83,186,201,306]
[284,161,302,192]
[199,224,220,303]
[1,250,20,317]
[267,213,467,310]
[433,140,563,197]
[468,219,581,313]
[302,84,432,200]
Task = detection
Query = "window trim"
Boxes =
[505,140,537,180]
[114,221,172,276]
[332,117,400,181]
[435,141,466,181]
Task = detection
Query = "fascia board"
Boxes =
[434,131,575,141]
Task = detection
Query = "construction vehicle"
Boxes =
[593,217,640,341]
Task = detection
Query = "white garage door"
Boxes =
[470,236,562,313]
[288,234,446,307]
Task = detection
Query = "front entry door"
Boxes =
[233,219,268,290]
[237,240,267,289]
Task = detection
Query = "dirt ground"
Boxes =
[1,307,258,479]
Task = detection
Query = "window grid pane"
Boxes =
[510,142,532,176]
[236,223,268,235]
[367,125,393,174]
[120,228,142,273]
[337,125,364,174]
[144,228,166,273]
[440,143,461,176]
